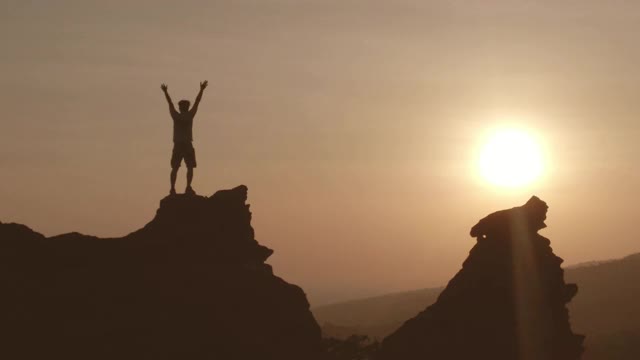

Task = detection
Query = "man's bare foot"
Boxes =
[185,186,196,195]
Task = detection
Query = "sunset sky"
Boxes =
[2,0,639,305]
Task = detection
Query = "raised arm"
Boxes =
[161,83,177,115]
[190,80,208,115]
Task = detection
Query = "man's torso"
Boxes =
[172,111,194,143]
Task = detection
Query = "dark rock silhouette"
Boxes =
[0,185,323,360]
[377,196,584,360]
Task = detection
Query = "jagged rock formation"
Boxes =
[0,185,323,360]
[378,196,584,360]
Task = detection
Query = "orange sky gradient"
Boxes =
[2,0,640,304]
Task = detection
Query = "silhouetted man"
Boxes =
[161,81,208,195]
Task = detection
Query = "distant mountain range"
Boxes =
[313,252,640,359]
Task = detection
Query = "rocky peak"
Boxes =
[470,195,548,239]
[378,197,584,360]
[0,185,323,360]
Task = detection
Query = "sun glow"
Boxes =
[479,129,544,188]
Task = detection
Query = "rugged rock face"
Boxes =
[0,185,323,360]
[378,196,584,360]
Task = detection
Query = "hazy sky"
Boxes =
[2,0,640,305]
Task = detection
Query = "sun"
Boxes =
[479,129,544,188]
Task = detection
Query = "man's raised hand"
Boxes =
[200,80,209,91]
[161,83,168,92]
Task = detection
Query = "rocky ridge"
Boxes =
[0,185,323,360]
[377,196,585,360]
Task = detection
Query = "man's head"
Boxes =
[178,100,191,113]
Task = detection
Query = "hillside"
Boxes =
[314,287,443,339]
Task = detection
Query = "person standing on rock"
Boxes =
[161,80,208,195]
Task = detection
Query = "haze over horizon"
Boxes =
[2,0,640,305]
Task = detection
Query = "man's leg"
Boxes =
[186,167,194,194]
[170,167,179,195]
[185,143,196,195]
[170,143,183,195]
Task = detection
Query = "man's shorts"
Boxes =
[171,142,197,169]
